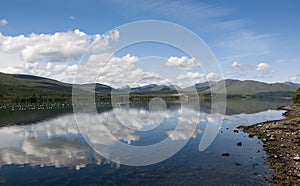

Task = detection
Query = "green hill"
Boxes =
[0,72,298,104]
[0,72,112,103]
[209,79,297,97]
[0,72,72,103]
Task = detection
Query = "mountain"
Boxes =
[0,72,72,93]
[202,79,297,97]
[0,72,298,103]
[131,84,178,94]
[285,81,300,89]
[0,72,111,103]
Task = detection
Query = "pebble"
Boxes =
[248,134,254,138]
[221,153,230,157]
[293,155,300,161]
[236,142,242,147]
[269,135,276,140]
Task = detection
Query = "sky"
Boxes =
[0,0,300,87]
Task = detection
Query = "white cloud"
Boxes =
[0,30,223,88]
[231,61,241,69]
[166,56,199,69]
[0,29,119,62]
[177,72,204,80]
[289,76,300,83]
[69,16,76,20]
[4,53,160,87]
[72,53,166,87]
[225,71,233,76]
[206,72,221,81]
[290,77,297,81]
[4,62,78,82]
[2,51,166,87]
[256,62,271,71]
[0,19,8,26]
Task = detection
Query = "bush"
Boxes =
[292,88,300,103]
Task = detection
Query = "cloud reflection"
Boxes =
[0,106,211,169]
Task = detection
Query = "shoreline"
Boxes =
[238,105,300,185]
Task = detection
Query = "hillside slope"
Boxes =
[0,72,298,103]
[205,79,297,97]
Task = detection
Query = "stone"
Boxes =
[237,142,242,146]
[248,134,254,138]
[293,155,300,161]
[221,153,230,157]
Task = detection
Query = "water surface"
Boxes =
[0,98,291,185]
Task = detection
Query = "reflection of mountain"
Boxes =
[224,98,292,115]
[166,98,291,115]
[0,108,72,127]
[0,101,289,169]
[0,97,291,128]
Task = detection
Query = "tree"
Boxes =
[292,88,300,104]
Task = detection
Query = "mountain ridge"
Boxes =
[0,72,298,103]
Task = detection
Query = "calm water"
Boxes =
[0,98,291,185]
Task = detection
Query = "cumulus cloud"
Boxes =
[0,30,210,88]
[0,29,119,62]
[76,53,164,87]
[177,72,204,80]
[166,56,200,69]
[206,72,221,81]
[256,62,271,71]
[3,51,167,87]
[231,61,241,69]
[0,29,154,87]
[5,62,78,83]
[0,19,8,26]
[4,53,165,87]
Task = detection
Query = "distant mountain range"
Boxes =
[0,72,299,103]
[131,79,298,97]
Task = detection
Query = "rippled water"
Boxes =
[0,99,291,185]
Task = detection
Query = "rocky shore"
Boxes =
[239,105,300,185]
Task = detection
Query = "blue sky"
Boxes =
[0,0,300,85]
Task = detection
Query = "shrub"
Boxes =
[292,88,300,103]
